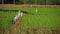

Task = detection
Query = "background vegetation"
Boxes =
[0,0,60,5]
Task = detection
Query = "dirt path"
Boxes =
[4,16,23,34]
[0,4,60,8]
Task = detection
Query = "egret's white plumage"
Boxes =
[13,10,23,24]
[18,10,21,17]
[21,12,23,16]
[13,15,18,23]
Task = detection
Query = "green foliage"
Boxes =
[0,11,18,32]
[0,0,59,5]
[0,0,2,4]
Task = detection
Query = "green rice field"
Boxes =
[0,8,60,32]
[21,8,60,30]
[0,11,18,32]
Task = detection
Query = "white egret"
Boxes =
[13,10,23,24]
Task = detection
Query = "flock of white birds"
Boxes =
[13,9,37,24]
[13,10,23,24]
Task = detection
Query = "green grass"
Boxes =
[1,8,60,30]
[20,8,60,30]
[0,11,18,32]
[21,13,60,30]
